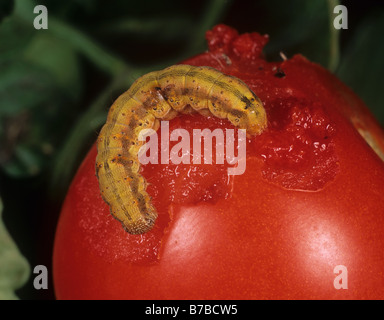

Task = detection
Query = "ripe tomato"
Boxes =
[53,25,384,299]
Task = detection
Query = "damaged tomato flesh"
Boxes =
[53,25,384,299]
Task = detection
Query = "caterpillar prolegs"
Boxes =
[95,65,267,234]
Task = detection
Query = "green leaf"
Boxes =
[0,197,30,300]
[0,61,56,116]
[336,10,384,126]
[23,32,82,100]
[2,145,44,177]
[0,15,34,63]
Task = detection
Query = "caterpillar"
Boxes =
[95,65,267,234]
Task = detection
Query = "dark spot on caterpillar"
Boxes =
[124,214,132,221]
[131,184,138,194]
[241,96,253,110]
[230,109,245,119]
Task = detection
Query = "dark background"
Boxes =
[0,0,383,300]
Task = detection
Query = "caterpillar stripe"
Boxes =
[95,65,267,234]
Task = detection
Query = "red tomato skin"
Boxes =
[53,25,384,300]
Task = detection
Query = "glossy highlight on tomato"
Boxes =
[53,24,384,299]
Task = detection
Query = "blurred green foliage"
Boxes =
[0,198,30,300]
[0,0,383,299]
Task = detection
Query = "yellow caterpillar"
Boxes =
[96,65,267,234]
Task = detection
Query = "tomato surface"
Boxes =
[53,25,384,299]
